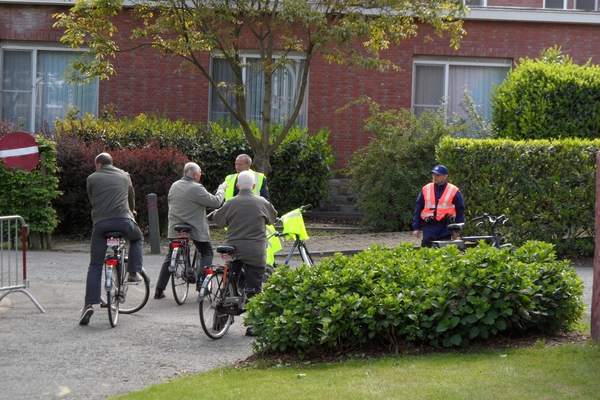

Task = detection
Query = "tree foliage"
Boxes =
[53,0,466,174]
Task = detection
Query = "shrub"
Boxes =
[53,133,188,234]
[246,241,584,358]
[492,46,600,140]
[344,100,470,231]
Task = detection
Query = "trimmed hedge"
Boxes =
[492,47,600,140]
[437,137,598,256]
[246,241,584,358]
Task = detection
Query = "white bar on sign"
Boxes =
[0,146,39,158]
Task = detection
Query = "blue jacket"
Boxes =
[412,181,465,240]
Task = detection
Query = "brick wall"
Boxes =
[2,5,600,171]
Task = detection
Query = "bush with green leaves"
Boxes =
[54,115,333,230]
[343,99,473,231]
[492,46,600,140]
[0,135,61,238]
[437,137,598,256]
[246,241,584,358]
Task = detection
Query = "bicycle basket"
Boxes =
[281,208,309,241]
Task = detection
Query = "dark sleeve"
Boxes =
[412,191,425,231]
[260,177,270,201]
[453,190,465,223]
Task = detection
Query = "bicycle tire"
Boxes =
[298,243,314,267]
[199,272,234,339]
[120,268,150,314]
[106,263,120,327]
[171,246,190,305]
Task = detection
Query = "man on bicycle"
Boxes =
[80,152,144,325]
[211,170,278,336]
[154,162,227,300]
[412,165,465,248]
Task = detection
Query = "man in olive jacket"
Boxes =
[154,162,227,300]
[80,152,143,325]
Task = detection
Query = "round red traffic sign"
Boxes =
[0,131,40,171]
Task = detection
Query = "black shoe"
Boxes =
[79,305,94,325]
[245,327,258,337]
[154,289,166,299]
[127,273,142,283]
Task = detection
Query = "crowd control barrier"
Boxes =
[0,215,45,313]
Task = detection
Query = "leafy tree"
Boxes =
[53,0,466,175]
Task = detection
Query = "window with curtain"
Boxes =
[413,58,511,121]
[545,0,566,8]
[575,0,597,10]
[1,47,98,133]
[210,55,307,128]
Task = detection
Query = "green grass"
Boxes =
[116,338,600,399]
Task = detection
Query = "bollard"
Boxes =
[147,193,161,254]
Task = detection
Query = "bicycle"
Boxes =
[104,232,150,327]
[432,213,514,250]
[168,224,201,305]
[268,204,314,271]
[198,245,245,339]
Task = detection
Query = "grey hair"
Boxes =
[237,154,252,166]
[183,162,200,177]
[95,152,113,166]
[237,170,255,190]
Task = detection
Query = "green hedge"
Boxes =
[0,135,60,238]
[492,47,600,140]
[246,241,584,358]
[437,137,598,256]
[53,115,333,233]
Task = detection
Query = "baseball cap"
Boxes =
[431,165,449,175]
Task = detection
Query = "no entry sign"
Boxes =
[0,131,40,171]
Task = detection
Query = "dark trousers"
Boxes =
[232,260,264,300]
[156,240,214,291]
[85,218,143,305]
[421,234,452,248]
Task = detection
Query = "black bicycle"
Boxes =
[198,246,245,339]
[168,225,201,305]
[432,213,514,250]
[103,232,150,327]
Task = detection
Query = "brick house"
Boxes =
[1,1,600,173]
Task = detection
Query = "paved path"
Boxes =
[0,249,593,399]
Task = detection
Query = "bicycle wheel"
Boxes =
[120,268,150,314]
[299,243,314,267]
[106,264,120,327]
[171,246,190,305]
[199,272,234,339]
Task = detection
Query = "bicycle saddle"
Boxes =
[174,225,192,233]
[103,231,124,238]
[216,246,235,255]
[447,223,464,231]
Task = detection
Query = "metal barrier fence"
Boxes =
[0,215,44,313]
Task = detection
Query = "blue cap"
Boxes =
[431,165,449,175]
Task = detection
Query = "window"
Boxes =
[1,45,98,133]
[210,54,308,128]
[465,0,486,7]
[545,0,566,8]
[413,57,511,121]
[575,0,597,10]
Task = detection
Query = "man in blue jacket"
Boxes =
[412,165,465,248]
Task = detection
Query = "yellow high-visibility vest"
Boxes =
[265,224,282,266]
[223,171,265,201]
[281,208,309,241]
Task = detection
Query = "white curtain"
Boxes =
[1,50,32,129]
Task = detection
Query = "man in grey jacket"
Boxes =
[211,170,277,335]
[80,152,144,325]
[154,162,227,300]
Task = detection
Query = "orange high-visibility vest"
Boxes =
[420,183,458,221]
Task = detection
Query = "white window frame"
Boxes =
[412,56,512,121]
[208,51,308,128]
[0,42,99,133]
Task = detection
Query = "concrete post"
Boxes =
[147,193,161,254]
[592,153,600,340]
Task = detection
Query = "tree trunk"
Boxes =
[252,149,272,176]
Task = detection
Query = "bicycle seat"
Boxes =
[447,223,464,231]
[104,232,124,239]
[216,246,236,255]
[174,225,192,233]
